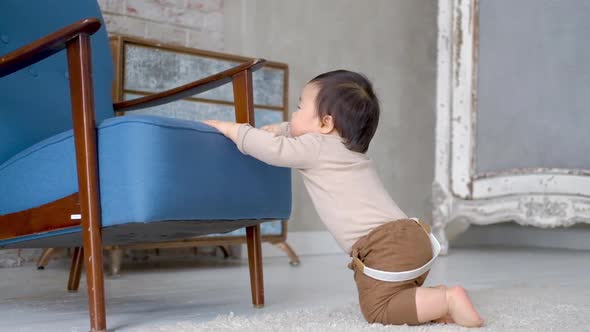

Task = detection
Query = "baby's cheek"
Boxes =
[290,123,301,137]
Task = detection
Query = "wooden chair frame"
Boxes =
[0,18,270,332]
[37,36,301,275]
[106,35,299,273]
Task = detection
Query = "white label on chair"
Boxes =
[71,214,82,220]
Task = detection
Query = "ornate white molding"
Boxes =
[473,172,590,199]
[448,0,477,199]
[434,0,590,254]
[432,181,453,255]
[452,195,590,228]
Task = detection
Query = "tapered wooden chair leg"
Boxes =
[274,242,300,266]
[246,224,264,308]
[67,247,84,291]
[83,236,106,331]
[109,247,123,276]
[218,245,231,258]
[67,33,107,332]
[36,248,56,270]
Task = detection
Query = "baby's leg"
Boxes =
[430,285,454,324]
[415,285,483,327]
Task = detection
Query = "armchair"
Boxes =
[0,1,291,331]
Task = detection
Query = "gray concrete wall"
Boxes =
[476,0,590,173]
[224,0,438,231]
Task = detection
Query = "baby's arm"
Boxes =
[260,122,291,137]
[203,120,319,169]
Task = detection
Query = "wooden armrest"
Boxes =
[0,18,101,78]
[113,59,266,112]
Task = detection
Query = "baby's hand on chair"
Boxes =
[202,119,226,133]
[202,120,239,140]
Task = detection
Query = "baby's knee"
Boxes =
[359,288,420,325]
[359,301,383,325]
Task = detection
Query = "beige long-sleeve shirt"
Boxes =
[236,122,407,254]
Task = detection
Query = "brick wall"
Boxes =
[98,0,224,51]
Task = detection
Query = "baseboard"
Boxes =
[241,231,344,259]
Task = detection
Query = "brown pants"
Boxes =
[349,219,433,325]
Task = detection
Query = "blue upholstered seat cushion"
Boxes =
[0,114,291,230]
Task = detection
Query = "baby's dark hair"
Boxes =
[309,70,380,153]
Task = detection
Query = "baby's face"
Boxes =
[290,83,323,137]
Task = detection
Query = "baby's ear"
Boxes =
[320,115,335,134]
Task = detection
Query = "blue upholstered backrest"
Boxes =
[0,0,114,164]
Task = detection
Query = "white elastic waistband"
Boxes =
[352,218,440,282]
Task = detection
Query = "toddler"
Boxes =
[204,70,483,327]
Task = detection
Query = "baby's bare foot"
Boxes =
[433,315,454,324]
[446,286,484,327]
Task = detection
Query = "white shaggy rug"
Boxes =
[133,287,590,332]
